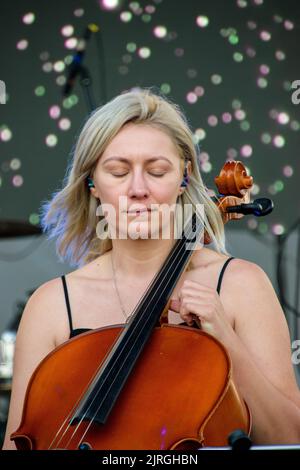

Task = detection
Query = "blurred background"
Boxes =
[0,0,300,446]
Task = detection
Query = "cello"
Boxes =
[10,161,272,450]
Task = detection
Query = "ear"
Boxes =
[89,186,99,199]
[178,159,192,195]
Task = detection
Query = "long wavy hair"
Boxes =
[40,88,227,267]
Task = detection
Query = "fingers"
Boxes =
[179,299,201,326]
[169,297,197,325]
[170,279,219,326]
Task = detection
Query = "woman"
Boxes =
[3,88,300,449]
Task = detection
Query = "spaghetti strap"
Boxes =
[216,256,235,295]
[61,275,74,335]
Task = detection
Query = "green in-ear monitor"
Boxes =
[87,177,95,188]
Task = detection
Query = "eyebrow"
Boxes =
[102,156,173,165]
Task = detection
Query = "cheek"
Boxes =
[96,177,122,204]
[153,182,181,202]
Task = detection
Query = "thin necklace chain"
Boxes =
[110,253,132,323]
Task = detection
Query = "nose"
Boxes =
[127,170,150,199]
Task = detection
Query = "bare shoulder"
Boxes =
[30,276,65,302]
[213,255,274,309]
[218,256,276,309]
[193,249,276,329]
[221,256,269,283]
[20,276,74,347]
[195,247,266,278]
[24,252,110,338]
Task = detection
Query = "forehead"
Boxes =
[101,123,180,160]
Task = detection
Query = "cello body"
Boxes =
[11,324,251,450]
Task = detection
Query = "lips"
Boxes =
[127,209,150,214]
[126,206,155,214]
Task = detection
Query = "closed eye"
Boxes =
[149,172,166,177]
[111,172,166,178]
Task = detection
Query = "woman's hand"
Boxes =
[169,279,235,344]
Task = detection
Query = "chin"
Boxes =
[127,222,154,240]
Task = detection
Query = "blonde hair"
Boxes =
[40,88,227,267]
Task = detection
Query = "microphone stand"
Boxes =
[78,65,96,112]
[63,24,105,113]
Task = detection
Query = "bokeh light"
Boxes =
[74,8,84,17]
[196,16,209,28]
[22,13,35,25]
[275,50,286,61]
[273,135,285,148]
[153,26,167,38]
[211,74,222,85]
[12,175,23,187]
[277,112,290,125]
[58,118,71,130]
[53,61,65,72]
[186,92,198,104]
[0,128,12,142]
[240,144,253,157]
[222,112,232,124]
[283,165,293,177]
[138,47,151,59]
[49,105,61,119]
[42,62,52,73]
[45,134,58,147]
[34,85,46,96]
[29,213,40,225]
[16,39,29,50]
[272,224,285,235]
[61,25,74,37]
[10,158,21,170]
[260,30,271,41]
[207,115,218,126]
[160,83,171,94]
[100,0,120,10]
[120,11,132,22]
[65,38,78,49]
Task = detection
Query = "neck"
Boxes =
[110,237,176,281]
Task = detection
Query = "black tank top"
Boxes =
[61,256,235,339]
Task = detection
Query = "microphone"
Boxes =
[63,24,99,96]
[226,198,274,217]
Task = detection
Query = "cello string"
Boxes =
[50,211,201,450]
[48,238,181,448]
[69,220,200,450]
[50,209,203,449]
[47,275,167,448]
[47,339,111,449]
[71,213,203,449]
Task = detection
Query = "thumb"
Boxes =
[169,298,181,312]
